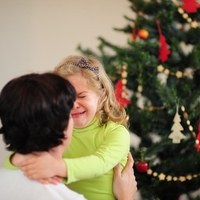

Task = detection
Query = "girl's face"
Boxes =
[67,73,100,128]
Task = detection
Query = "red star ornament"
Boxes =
[158,34,171,62]
[156,19,171,62]
[181,0,200,13]
[114,79,131,108]
[132,27,137,41]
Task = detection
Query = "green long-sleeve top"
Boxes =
[5,118,130,200]
[63,118,130,200]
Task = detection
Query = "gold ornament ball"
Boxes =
[138,29,149,39]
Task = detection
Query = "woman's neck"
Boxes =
[48,146,63,159]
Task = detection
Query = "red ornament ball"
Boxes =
[138,29,149,39]
[136,161,148,173]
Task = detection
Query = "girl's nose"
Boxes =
[73,100,79,109]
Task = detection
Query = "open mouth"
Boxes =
[71,111,86,118]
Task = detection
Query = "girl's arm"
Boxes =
[63,125,130,184]
[14,124,130,182]
[5,152,66,182]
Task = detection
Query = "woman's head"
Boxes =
[54,55,128,128]
[0,73,76,154]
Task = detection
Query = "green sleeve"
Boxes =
[63,126,130,184]
[4,152,19,169]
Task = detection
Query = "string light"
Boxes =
[172,0,199,28]
[180,105,196,138]
[157,64,200,79]
[147,168,200,182]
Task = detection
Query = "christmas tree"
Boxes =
[78,0,200,199]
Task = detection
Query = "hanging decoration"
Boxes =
[168,105,186,143]
[181,0,200,13]
[132,27,137,41]
[131,19,138,41]
[136,161,148,173]
[195,123,200,152]
[136,149,149,173]
[137,29,149,40]
[156,19,171,62]
[114,63,132,108]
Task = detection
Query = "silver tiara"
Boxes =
[72,58,99,80]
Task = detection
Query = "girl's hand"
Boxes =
[39,176,62,185]
[19,152,66,181]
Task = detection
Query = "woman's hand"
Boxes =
[113,152,137,200]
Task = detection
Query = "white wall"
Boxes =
[0,0,133,166]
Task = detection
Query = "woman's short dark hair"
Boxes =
[0,73,76,154]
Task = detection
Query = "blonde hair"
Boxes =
[53,55,129,128]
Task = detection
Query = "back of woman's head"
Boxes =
[54,55,128,127]
[0,73,76,154]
